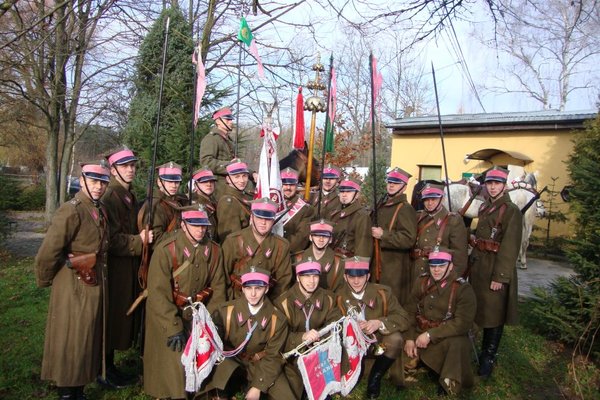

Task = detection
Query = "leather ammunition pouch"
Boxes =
[416,314,442,331]
[172,287,213,309]
[68,253,97,286]
[470,238,500,253]
[334,248,354,258]
[410,247,432,260]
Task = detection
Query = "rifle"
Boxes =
[138,16,171,290]
[128,18,171,325]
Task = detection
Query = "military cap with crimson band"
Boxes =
[226,159,249,175]
[180,204,211,226]
[484,166,509,183]
[322,164,341,179]
[105,148,138,166]
[344,256,371,276]
[295,260,321,275]
[280,167,299,184]
[386,167,411,184]
[157,162,183,182]
[421,183,445,199]
[241,266,271,287]
[81,162,111,183]
[251,198,278,219]
[192,168,217,182]
[310,220,333,237]
[428,247,453,266]
[212,107,234,120]
[338,176,362,192]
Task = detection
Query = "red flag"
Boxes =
[294,87,305,150]
[371,56,383,118]
[192,44,206,127]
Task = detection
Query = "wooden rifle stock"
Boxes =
[373,238,382,283]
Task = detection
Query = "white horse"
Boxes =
[443,173,546,269]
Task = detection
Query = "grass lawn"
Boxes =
[0,253,597,399]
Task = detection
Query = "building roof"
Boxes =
[388,109,597,135]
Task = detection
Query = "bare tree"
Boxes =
[476,0,600,110]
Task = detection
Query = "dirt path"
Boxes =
[2,211,46,258]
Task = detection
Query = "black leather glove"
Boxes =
[166,331,186,352]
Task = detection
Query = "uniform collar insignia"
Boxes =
[183,247,190,258]
[315,299,322,310]
[368,298,375,309]
[204,245,210,257]
[293,299,303,309]
[265,248,272,258]
[324,262,331,272]
[261,316,268,329]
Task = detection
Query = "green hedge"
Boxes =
[0,175,45,211]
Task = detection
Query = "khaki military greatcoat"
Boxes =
[274,284,341,397]
[373,193,417,305]
[222,227,292,300]
[216,185,252,241]
[282,193,315,253]
[413,207,468,277]
[293,247,344,293]
[103,178,143,351]
[470,193,522,327]
[330,200,373,258]
[199,127,235,197]
[143,230,226,399]
[35,191,109,386]
[138,190,183,245]
[206,297,295,399]
[405,271,476,390]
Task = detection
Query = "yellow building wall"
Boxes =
[390,130,575,237]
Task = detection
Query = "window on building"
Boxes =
[418,165,442,181]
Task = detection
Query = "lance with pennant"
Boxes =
[369,52,382,283]
[431,63,452,210]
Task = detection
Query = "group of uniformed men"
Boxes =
[35,107,522,399]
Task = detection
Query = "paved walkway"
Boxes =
[517,257,574,298]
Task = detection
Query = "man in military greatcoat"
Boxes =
[138,161,185,246]
[216,158,253,241]
[279,167,315,253]
[199,107,235,197]
[311,164,342,220]
[371,167,417,305]
[205,267,296,400]
[222,198,293,300]
[330,177,373,259]
[468,166,522,379]
[274,260,341,398]
[404,248,476,395]
[292,220,344,293]
[336,257,410,399]
[35,161,111,400]
[412,183,468,278]
[101,148,153,388]
[191,167,219,241]
[144,205,225,400]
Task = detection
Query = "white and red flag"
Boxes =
[255,119,283,212]
[192,44,206,127]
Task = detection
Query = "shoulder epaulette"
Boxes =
[69,197,81,206]
[456,277,467,284]
[420,272,430,278]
